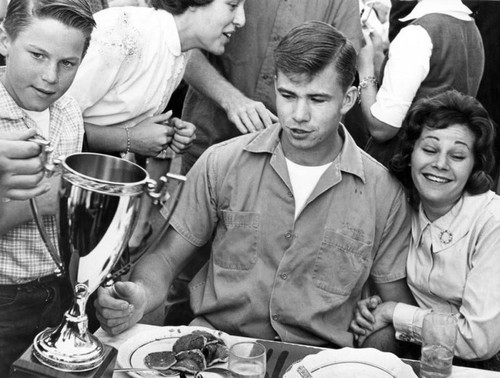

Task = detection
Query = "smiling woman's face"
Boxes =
[411,124,476,221]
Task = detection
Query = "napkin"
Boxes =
[257,339,322,378]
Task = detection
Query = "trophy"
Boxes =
[25,149,185,373]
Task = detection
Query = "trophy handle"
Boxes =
[30,198,65,276]
[103,172,186,285]
[29,136,64,276]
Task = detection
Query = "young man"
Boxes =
[0,0,95,374]
[168,0,365,326]
[96,22,413,348]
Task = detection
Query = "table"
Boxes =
[95,324,500,378]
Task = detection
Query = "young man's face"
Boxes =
[275,61,356,165]
[0,18,86,111]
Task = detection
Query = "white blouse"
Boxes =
[68,7,189,128]
[393,191,500,360]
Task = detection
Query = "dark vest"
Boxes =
[412,13,484,99]
[366,13,485,166]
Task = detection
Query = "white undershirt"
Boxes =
[285,158,332,219]
[24,108,50,138]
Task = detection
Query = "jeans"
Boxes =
[0,275,70,376]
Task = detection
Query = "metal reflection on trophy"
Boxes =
[29,152,185,372]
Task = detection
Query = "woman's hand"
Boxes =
[168,117,196,154]
[129,112,175,157]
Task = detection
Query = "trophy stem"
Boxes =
[33,284,105,372]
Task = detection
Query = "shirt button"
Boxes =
[272,314,279,321]
[285,231,292,239]
[280,273,288,280]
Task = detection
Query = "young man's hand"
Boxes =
[94,281,147,335]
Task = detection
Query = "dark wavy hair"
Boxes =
[150,0,213,15]
[389,90,496,208]
[4,0,95,57]
[273,21,357,91]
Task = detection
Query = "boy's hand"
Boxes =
[168,117,196,154]
[0,129,49,201]
[129,112,175,157]
[95,281,147,335]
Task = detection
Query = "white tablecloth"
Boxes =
[95,324,500,378]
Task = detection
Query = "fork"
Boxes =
[113,367,181,377]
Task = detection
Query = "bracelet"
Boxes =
[124,127,131,154]
[358,76,378,104]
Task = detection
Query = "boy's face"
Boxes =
[0,18,86,111]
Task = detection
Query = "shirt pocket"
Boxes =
[213,210,260,270]
[313,230,371,296]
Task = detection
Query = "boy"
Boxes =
[0,0,95,374]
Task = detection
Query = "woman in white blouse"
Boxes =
[350,90,500,369]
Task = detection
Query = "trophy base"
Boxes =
[9,344,117,378]
[32,325,105,372]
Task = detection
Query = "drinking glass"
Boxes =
[228,341,266,378]
[420,312,458,378]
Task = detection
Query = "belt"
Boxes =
[0,273,62,291]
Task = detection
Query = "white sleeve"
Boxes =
[393,302,431,345]
[370,25,432,128]
[67,32,125,117]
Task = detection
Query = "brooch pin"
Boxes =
[439,230,453,245]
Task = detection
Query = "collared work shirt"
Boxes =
[0,82,84,284]
[394,191,500,360]
[171,124,410,347]
[183,0,364,162]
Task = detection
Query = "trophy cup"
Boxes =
[20,150,185,373]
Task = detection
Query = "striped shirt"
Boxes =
[0,81,84,284]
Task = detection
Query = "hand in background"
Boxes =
[223,92,278,134]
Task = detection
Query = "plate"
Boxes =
[117,325,234,377]
[283,347,418,378]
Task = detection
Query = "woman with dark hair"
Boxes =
[351,90,500,369]
[68,0,245,251]
[69,0,244,157]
